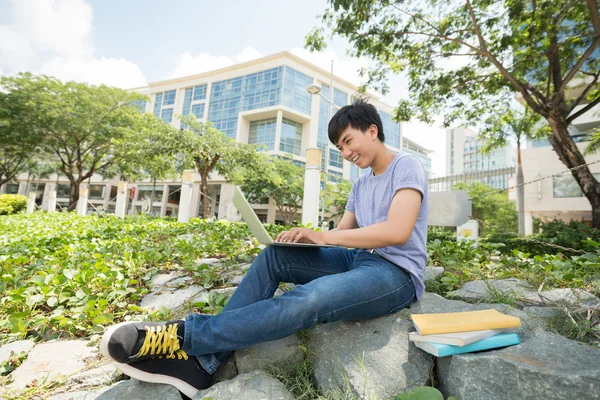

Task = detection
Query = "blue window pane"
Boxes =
[163,90,177,106]
[280,118,303,155]
[379,110,400,149]
[153,93,163,117]
[282,67,313,115]
[329,148,343,169]
[161,108,174,123]
[191,103,205,118]
[193,84,207,101]
[208,67,283,138]
[248,118,277,150]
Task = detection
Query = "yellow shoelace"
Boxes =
[137,324,189,360]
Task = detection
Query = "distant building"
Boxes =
[402,136,433,178]
[2,51,402,223]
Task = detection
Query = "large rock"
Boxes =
[405,293,600,400]
[450,278,600,308]
[140,285,205,311]
[0,340,35,365]
[423,266,445,282]
[234,334,304,374]
[66,362,120,389]
[94,379,182,399]
[309,313,433,399]
[8,340,96,390]
[194,371,295,400]
[437,330,600,400]
[47,386,111,400]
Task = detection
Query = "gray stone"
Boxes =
[213,354,238,382]
[228,273,244,286]
[66,362,120,389]
[423,266,445,282]
[140,285,205,311]
[47,386,111,400]
[194,371,295,400]
[150,272,180,286]
[165,276,193,288]
[8,340,97,390]
[234,334,304,374]
[523,306,561,320]
[94,379,182,399]
[437,330,600,400]
[310,314,433,399]
[0,340,35,365]
[209,287,237,300]
[194,257,221,267]
[450,278,600,308]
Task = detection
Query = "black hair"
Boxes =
[327,97,385,145]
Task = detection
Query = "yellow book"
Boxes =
[411,309,521,335]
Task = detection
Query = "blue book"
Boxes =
[413,333,520,357]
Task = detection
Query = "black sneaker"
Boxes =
[112,354,213,398]
[100,320,186,363]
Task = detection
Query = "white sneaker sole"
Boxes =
[112,360,200,398]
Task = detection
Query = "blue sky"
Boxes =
[0,0,448,175]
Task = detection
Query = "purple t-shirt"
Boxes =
[346,154,429,300]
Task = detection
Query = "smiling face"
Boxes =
[335,124,379,168]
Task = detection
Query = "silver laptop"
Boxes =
[232,186,337,248]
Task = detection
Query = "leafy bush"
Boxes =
[0,194,28,215]
[483,220,600,256]
[427,226,456,242]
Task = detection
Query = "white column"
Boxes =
[302,148,322,227]
[26,192,36,214]
[266,197,277,224]
[115,182,128,218]
[47,190,57,212]
[274,110,283,152]
[178,170,194,223]
[190,183,201,218]
[77,188,88,216]
[524,211,534,235]
[160,184,169,217]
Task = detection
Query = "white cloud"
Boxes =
[170,46,264,79]
[0,0,147,88]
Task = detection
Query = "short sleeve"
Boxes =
[392,156,427,200]
[345,181,357,213]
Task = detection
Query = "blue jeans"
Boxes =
[182,246,416,374]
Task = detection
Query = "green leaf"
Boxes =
[92,314,115,325]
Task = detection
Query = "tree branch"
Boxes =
[566,96,600,123]
[587,0,600,35]
[559,37,600,93]
[463,0,543,112]
[568,71,600,113]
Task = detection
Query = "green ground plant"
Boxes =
[0,213,272,344]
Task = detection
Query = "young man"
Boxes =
[100,99,429,398]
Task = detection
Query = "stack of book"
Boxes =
[409,309,521,357]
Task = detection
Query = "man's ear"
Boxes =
[369,124,379,141]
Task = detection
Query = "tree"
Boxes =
[453,181,518,235]
[0,73,149,210]
[0,81,44,187]
[307,0,600,227]
[240,156,305,225]
[324,179,352,220]
[107,114,180,205]
[178,115,266,219]
[479,104,544,234]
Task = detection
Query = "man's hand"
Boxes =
[275,228,327,245]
